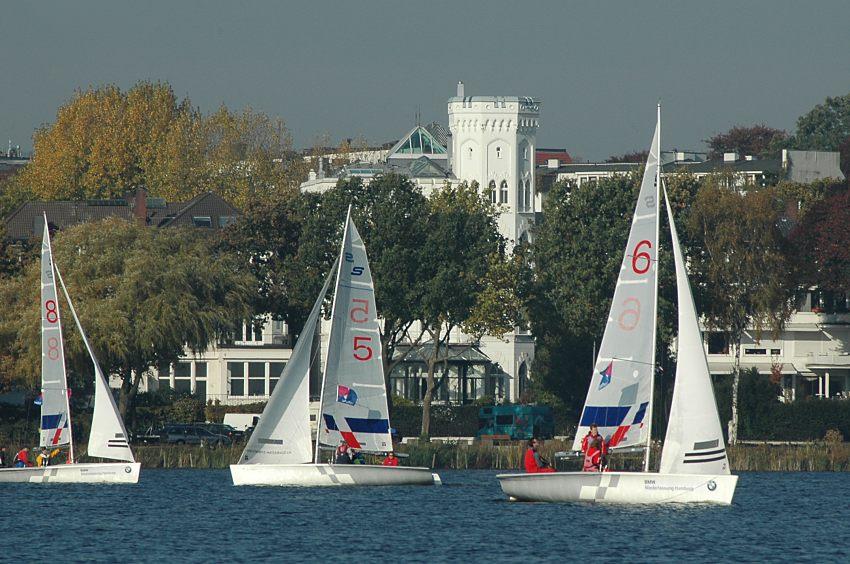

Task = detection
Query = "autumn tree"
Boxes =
[704,124,788,160]
[0,219,254,419]
[686,178,796,443]
[3,81,306,213]
[790,189,850,293]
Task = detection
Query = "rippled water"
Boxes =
[0,470,847,563]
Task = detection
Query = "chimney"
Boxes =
[723,152,739,162]
[134,187,147,226]
[457,81,465,98]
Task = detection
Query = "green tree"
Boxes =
[417,182,512,438]
[686,178,795,443]
[0,219,254,420]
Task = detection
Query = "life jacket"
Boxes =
[382,456,399,467]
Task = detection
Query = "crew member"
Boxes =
[36,447,51,467]
[13,447,33,468]
[382,452,400,466]
[335,442,352,464]
[581,424,608,472]
[524,438,555,473]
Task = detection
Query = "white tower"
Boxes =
[448,82,540,246]
[447,83,539,401]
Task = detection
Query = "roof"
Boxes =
[535,149,573,166]
[4,191,239,241]
[549,162,640,174]
[393,343,492,364]
[680,158,782,175]
[345,155,450,180]
[386,125,448,160]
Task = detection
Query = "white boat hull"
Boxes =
[0,462,141,484]
[230,463,438,487]
[496,471,737,505]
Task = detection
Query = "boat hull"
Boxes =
[0,462,141,484]
[230,463,438,487]
[496,471,737,505]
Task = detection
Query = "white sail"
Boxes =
[659,189,730,475]
[571,116,660,452]
[54,265,134,463]
[238,257,339,465]
[316,210,393,454]
[39,219,73,451]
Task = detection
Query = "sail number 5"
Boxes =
[353,336,373,361]
[631,240,653,274]
[350,298,369,323]
[45,300,59,323]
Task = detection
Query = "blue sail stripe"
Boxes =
[632,402,649,425]
[345,417,389,434]
[41,414,68,429]
[580,406,631,427]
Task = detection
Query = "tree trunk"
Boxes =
[420,357,437,440]
[117,367,144,425]
[729,341,741,445]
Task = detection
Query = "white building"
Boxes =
[301,82,540,403]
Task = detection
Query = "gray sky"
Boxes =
[3,1,850,160]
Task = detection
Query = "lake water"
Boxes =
[0,470,847,563]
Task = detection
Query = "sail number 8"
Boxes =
[45,300,59,323]
[631,240,653,274]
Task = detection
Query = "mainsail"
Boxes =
[316,210,393,455]
[571,114,661,453]
[39,220,73,451]
[658,189,730,475]
[238,258,339,465]
[54,265,134,463]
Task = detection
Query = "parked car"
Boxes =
[192,422,242,442]
[160,424,232,447]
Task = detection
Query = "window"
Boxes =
[174,362,191,393]
[524,180,531,211]
[488,180,497,204]
[770,349,781,356]
[495,414,513,426]
[707,332,729,354]
[467,147,473,159]
[270,362,286,393]
[194,362,207,397]
[157,361,171,390]
[744,348,767,355]
[228,362,245,396]
[192,216,212,228]
[517,181,524,210]
[499,180,508,204]
[253,320,264,342]
[248,362,266,396]
[496,146,502,159]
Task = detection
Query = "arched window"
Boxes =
[468,147,473,159]
[496,146,502,159]
[499,180,508,204]
[517,180,524,210]
[488,180,497,204]
[524,180,531,211]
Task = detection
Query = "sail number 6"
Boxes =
[618,297,641,331]
[631,240,653,274]
[353,336,373,361]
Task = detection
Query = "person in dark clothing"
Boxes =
[524,438,555,473]
[0,447,6,467]
[334,442,352,464]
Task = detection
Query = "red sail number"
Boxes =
[350,299,369,323]
[631,240,652,274]
[45,300,58,323]
[353,336,373,361]
[618,297,641,331]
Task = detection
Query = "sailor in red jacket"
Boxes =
[524,438,556,473]
[13,447,33,468]
[581,424,608,472]
[382,452,400,466]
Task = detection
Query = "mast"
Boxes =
[644,103,661,472]
[313,205,353,464]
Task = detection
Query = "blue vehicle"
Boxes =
[477,405,554,440]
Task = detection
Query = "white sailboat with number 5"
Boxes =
[497,107,737,504]
[231,208,437,486]
[0,216,140,484]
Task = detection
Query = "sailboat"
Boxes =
[497,107,738,504]
[0,216,140,484]
[231,208,437,486]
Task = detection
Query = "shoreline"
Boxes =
[62,440,850,472]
